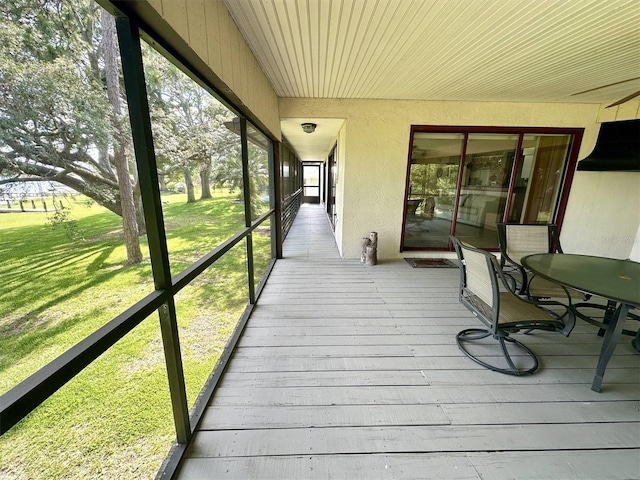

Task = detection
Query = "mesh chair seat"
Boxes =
[451,236,574,376]
[496,223,587,303]
[498,292,567,329]
[528,276,587,302]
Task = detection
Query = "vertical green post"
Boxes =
[115,15,190,444]
[240,118,256,304]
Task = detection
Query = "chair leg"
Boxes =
[560,308,576,337]
[574,300,640,337]
[456,328,539,376]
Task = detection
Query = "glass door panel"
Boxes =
[508,134,571,223]
[303,164,320,203]
[403,127,580,252]
[403,133,463,249]
[455,134,518,248]
[327,146,337,229]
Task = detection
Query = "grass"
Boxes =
[0,191,272,479]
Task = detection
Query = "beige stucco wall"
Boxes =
[280,98,640,260]
[562,103,640,261]
[138,0,281,139]
[563,171,640,260]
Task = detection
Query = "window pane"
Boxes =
[247,123,271,221]
[403,133,463,248]
[253,217,273,293]
[404,129,578,251]
[0,315,172,479]
[0,1,152,395]
[508,134,571,223]
[454,133,518,248]
[282,151,291,198]
[303,165,320,186]
[175,242,249,409]
[141,44,245,273]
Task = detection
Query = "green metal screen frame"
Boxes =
[0,4,284,472]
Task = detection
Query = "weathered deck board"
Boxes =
[186,423,640,457]
[176,204,640,479]
[209,384,637,405]
[229,342,637,358]
[237,331,623,346]
[177,450,640,480]
[239,323,607,337]
[199,401,640,429]
[218,368,639,388]
[224,354,640,372]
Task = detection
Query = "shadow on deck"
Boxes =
[176,204,640,479]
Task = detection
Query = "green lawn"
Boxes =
[0,191,271,479]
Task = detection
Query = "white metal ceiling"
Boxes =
[223,0,640,160]
[224,0,640,104]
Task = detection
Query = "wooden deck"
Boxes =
[176,204,640,479]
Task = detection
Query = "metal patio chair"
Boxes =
[451,236,575,376]
[497,223,639,339]
[496,223,585,303]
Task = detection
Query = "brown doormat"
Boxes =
[405,258,458,268]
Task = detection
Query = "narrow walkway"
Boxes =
[280,203,342,259]
[177,204,640,479]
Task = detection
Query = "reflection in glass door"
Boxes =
[402,133,463,249]
[401,128,579,251]
[508,134,571,224]
[455,134,518,248]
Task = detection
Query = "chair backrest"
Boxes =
[496,223,562,265]
[451,236,500,329]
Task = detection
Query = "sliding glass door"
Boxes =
[403,133,462,248]
[508,134,572,224]
[401,127,581,251]
[455,133,518,248]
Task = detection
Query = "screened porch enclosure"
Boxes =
[0,4,303,477]
[175,204,640,479]
[2,1,639,478]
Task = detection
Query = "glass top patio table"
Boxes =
[521,254,640,307]
[522,253,640,392]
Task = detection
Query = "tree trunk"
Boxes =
[200,158,212,199]
[129,155,146,235]
[102,11,143,264]
[133,180,146,236]
[183,167,196,203]
[158,173,167,191]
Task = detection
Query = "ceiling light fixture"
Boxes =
[301,122,317,134]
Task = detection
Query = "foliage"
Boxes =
[211,138,271,218]
[143,45,240,202]
[0,0,272,229]
[409,163,458,204]
[248,143,271,217]
[46,204,85,240]
[0,0,124,214]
